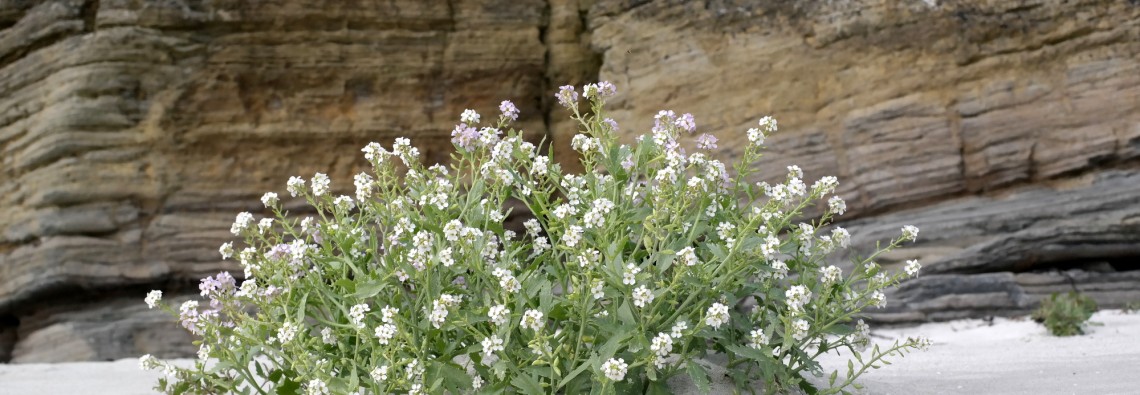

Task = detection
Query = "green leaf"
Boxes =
[431,362,470,391]
[351,279,385,299]
[276,378,300,395]
[556,357,595,389]
[656,251,676,274]
[708,244,727,261]
[599,331,630,361]
[686,360,711,394]
[296,292,308,321]
[617,301,636,327]
[334,279,355,293]
[510,373,545,395]
[829,369,838,387]
[798,376,819,394]
[646,379,672,395]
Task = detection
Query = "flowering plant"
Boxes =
[141,83,928,394]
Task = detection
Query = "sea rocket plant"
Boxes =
[142,83,929,394]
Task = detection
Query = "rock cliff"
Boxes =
[1,0,1137,361]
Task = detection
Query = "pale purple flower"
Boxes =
[603,118,619,131]
[499,100,519,120]
[583,81,617,98]
[451,124,479,150]
[675,113,697,134]
[265,243,292,261]
[621,155,635,171]
[695,133,718,150]
[596,81,617,97]
[556,85,578,108]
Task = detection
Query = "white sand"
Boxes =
[2,311,1138,394]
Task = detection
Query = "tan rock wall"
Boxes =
[1,0,1138,361]
[588,0,1140,214]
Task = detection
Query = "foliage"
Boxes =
[1032,291,1098,336]
[140,83,929,394]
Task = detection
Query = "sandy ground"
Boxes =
[2,310,1138,394]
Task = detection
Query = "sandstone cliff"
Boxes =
[1,0,1137,362]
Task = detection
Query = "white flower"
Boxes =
[374,323,397,344]
[787,165,803,179]
[901,225,920,242]
[533,236,551,254]
[524,219,542,236]
[460,109,481,124]
[321,327,336,345]
[813,176,839,195]
[912,336,933,351]
[791,318,810,341]
[370,365,389,382]
[439,247,455,267]
[145,290,162,309]
[334,195,355,211]
[758,116,777,133]
[747,128,765,145]
[531,156,549,175]
[677,246,700,267]
[820,265,842,285]
[552,203,577,219]
[231,212,254,235]
[749,329,769,349]
[650,332,673,357]
[471,374,484,389]
[349,303,370,328]
[481,335,505,357]
[438,220,461,243]
[577,249,600,268]
[257,192,279,208]
[622,263,641,285]
[716,222,736,240]
[521,309,544,331]
[287,176,306,197]
[562,225,583,248]
[905,259,922,277]
[785,285,812,313]
[306,379,329,395]
[362,142,388,161]
[219,241,234,259]
[488,304,510,326]
[311,173,330,197]
[831,227,851,249]
[591,279,604,300]
[381,305,399,323]
[671,321,689,338]
[632,285,655,308]
[138,354,161,371]
[353,172,373,201]
[852,319,871,350]
[870,291,887,308]
[257,218,274,234]
[601,358,628,381]
[760,235,781,259]
[828,196,846,215]
[706,303,730,329]
[277,322,299,344]
[498,273,521,293]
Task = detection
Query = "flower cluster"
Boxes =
[143,82,928,395]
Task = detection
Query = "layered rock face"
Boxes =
[1,0,1137,361]
[587,0,1140,322]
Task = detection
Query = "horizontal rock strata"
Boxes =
[2,0,1139,361]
